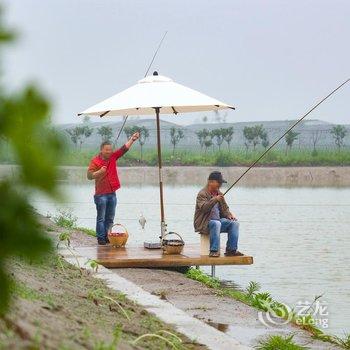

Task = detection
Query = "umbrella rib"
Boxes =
[215,104,235,110]
[171,107,178,115]
[100,110,110,118]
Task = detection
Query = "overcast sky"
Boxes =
[3,0,350,125]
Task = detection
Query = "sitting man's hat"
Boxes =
[208,171,227,184]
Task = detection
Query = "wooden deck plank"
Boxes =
[75,244,253,268]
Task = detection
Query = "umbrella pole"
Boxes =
[155,107,166,239]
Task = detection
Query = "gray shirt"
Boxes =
[210,202,221,220]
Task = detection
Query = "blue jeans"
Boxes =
[94,192,117,242]
[208,218,239,252]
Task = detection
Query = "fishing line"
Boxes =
[67,217,347,224]
[223,78,350,195]
[115,31,168,143]
[33,200,350,207]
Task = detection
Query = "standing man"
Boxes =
[194,171,243,257]
[87,132,139,245]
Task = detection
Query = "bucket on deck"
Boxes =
[162,232,185,255]
[108,223,129,247]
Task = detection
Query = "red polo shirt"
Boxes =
[88,145,128,195]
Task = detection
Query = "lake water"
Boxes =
[33,183,350,336]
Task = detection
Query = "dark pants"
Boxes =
[94,192,117,242]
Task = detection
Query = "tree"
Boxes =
[243,127,252,153]
[203,138,213,153]
[66,126,82,148]
[243,125,265,151]
[123,125,135,140]
[211,128,226,151]
[66,125,92,149]
[66,121,93,149]
[260,130,269,150]
[311,130,321,155]
[81,117,93,147]
[222,127,234,149]
[331,125,347,150]
[137,126,149,161]
[170,127,184,155]
[97,125,113,142]
[124,125,149,160]
[0,12,64,313]
[285,130,299,153]
[196,129,210,151]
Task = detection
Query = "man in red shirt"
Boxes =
[87,132,139,245]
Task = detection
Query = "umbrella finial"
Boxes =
[153,71,158,76]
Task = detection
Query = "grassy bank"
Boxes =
[28,148,350,167]
[1,147,350,167]
[185,269,349,349]
[0,227,204,349]
[51,210,349,349]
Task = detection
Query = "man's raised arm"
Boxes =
[113,132,140,159]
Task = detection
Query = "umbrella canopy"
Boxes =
[79,73,234,117]
[79,72,235,242]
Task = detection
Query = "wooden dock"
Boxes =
[75,244,253,268]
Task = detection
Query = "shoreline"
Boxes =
[47,216,341,349]
[1,164,350,187]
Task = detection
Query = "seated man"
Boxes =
[194,171,243,257]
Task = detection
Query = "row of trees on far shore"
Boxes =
[65,118,349,157]
[65,118,185,160]
[196,125,348,153]
[196,127,234,152]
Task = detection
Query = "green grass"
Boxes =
[185,268,221,288]
[53,209,77,229]
[60,147,350,167]
[5,254,200,350]
[77,226,96,237]
[52,209,96,237]
[1,145,349,166]
[119,148,350,167]
[186,268,248,303]
[255,334,309,350]
[185,268,350,349]
[9,279,60,311]
[332,333,350,349]
[9,280,42,301]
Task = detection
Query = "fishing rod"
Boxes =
[115,31,168,142]
[144,30,168,77]
[223,78,350,196]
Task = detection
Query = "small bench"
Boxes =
[200,233,210,255]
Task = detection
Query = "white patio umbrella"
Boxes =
[78,71,235,241]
